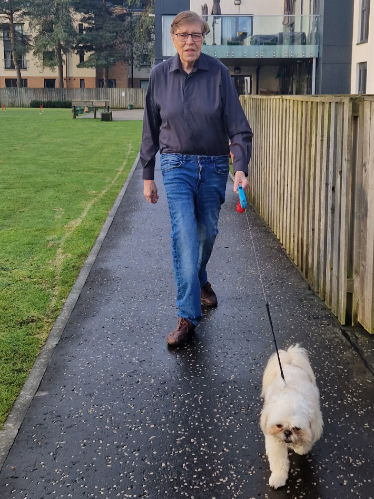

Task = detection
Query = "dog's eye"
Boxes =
[293,427,301,431]
[276,424,283,428]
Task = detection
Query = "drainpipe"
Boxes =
[312,57,316,95]
[65,51,68,89]
[256,66,261,95]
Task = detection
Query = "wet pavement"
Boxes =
[0,156,373,499]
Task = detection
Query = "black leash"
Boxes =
[237,187,286,387]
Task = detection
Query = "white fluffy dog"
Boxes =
[260,344,323,489]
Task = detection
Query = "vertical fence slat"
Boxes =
[331,103,343,317]
[361,100,374,331]
[325,102,336,309]
[338,100,352,324]
[319,102,330,301]
[351,100,363,325]
[368,102,374,331]
[313,101,323,291]
[299,100,307,273]
[308,101,317,285]
[359,101,371,327]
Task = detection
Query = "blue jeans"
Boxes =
[160,153,229,325]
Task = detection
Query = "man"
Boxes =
[140,11,252,346]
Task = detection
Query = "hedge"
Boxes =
[30,100,72,109]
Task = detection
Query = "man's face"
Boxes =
[172,22,204,70]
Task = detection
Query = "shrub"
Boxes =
[30,100,72,109]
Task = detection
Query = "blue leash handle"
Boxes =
[238,185,247,209]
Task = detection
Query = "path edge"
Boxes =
[0,153,141,471]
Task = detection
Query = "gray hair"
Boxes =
[170,11,209,35]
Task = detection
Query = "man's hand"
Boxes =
[233,171,249,193]
[144,180,159,204]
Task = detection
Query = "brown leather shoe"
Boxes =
[167,318,195,346]
[201,282,218,307]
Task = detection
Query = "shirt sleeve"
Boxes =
[220,67,253,176]
[140,71,161,180]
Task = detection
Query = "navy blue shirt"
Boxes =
[140,53,253,180]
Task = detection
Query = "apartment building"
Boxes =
[0,18,99,89]
[351,0,373,93]
[0,15,147,89]
[155,0,353,95]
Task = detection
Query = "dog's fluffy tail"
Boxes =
[282,344,316,383]
[262,344,316,394]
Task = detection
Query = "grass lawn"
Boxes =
[0,108,142,426]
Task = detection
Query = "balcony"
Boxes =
[162,15,319,60]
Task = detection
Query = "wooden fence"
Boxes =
[0,88,146,109]
[240,95,374,334]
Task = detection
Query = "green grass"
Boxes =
[0,108,142,426]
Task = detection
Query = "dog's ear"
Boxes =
[260,408,268,433]
[309,411,323,443]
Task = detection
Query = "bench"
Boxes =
[72,100,110,119]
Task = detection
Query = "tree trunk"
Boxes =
[103,67,109,88]
[9,11,22,88]
[56,43,64,89]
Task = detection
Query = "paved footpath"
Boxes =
[0,156,374,499]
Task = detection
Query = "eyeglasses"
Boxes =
[173,32,204,42]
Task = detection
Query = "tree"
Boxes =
[124,0,155,78]
[73,0,154,88]
[28,0,77,89]
[73,0,129,88]
[0,0,30,88]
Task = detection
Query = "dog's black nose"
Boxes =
[284,430,292,438]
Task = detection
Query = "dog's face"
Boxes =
[261,395,314,447]
[267,421,311,446]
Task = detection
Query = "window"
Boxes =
[42,20,54,34]
[15,24,24,35]
[232,76,252,95]
[79,50,84,64]
[44,79,56,88]
[140,80,149,90]
[162,16,176,57]
[78,23,84,34]
[80,79,85,89]
[5,78,27,87]
[4,51,27,69]
[140,53,149,67]
[98,79,116,88]
[358,62,367,93]
[360,0,370,42]
[43,51,55,65]
[3,24,24,41]
[4,50,12,69]
[221,16,253,46]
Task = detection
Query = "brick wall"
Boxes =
[96,62,128,88]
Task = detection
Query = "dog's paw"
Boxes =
[294,443,312,455]
[269,472,287,489]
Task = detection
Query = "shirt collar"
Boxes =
[169,52,209,73]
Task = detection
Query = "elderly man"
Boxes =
[140,11,252,346]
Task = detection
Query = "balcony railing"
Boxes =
[162,15,319,59]
[4,59,28,70]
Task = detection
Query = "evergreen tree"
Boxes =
[28,0,77,89]
[73,0,129,88]
[73,0,154,88]
[0,0,30,88]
